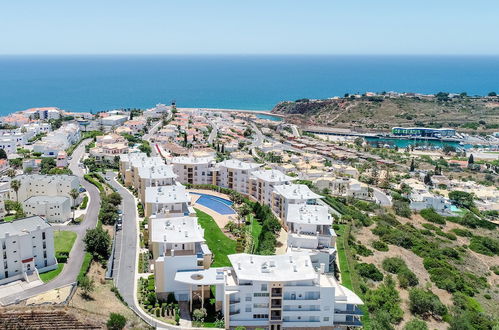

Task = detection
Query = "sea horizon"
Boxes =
[1,54,499,115]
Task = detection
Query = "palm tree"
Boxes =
[6,169,16,178]
[69,188,79,221]
[10,180,21,202]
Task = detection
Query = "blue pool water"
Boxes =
[191,192,235,215]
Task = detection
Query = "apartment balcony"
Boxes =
[271,288,282,297]
[271,301,282,309]
[229,309,240,315]
[335,307,363,315]
[229,299,241,304]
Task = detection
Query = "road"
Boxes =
[0,139,101,305]
[106,172,138,309]
[372,187,393,206]
[207,118,218,144]
[249,122,264,148]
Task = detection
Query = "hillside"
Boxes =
[271,95,499,132]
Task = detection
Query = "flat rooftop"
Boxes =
[0,216,50,239]
[218,159,261,171]
[138,165,177,180]
[145,184,190,204]
[286,204,331,225]
[273,184,323,200]
[250,169,294,183]
[150,216,204,244]
[228,252,317,282]
[171,156,214,165]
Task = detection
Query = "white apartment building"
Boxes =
[144,183,195,218]
[249,170,294,206]
[405,180,451,214]
[214,159,261,195]
[22,122,51,136]
[32,123,80,157]
[119,153,165,187]
[0,216,58,285]
[22,196,72,223]
[143,104,171,119]
[171,156,215,185]
[286,204,336,272]
[150,216,213,300]
[11,174,80,205]
[137,165,177,204]
[271,184,323,221]
[221,253,363,329]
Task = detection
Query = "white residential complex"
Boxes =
[10,175,80,222]
[172,156,215,185]
[144,183,195,218]
[0,216,57,285]
[32,123,80,157]
[214,159,261,194]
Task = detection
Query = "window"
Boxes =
[324,317,329,321]
[261,284,268,291]
[254,292,269,297]
[42,232,46,240]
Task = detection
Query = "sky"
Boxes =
[1,0,499,55]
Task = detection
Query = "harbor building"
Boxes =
[391,127,456,138]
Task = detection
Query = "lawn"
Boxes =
[39,263,64,283]
[248,214,262,254]
[195,208,236,267]
[335,224,353,290]
[3,215,15,222]
[54,231,77,254]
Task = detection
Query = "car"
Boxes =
[116,223,122,231]
[79,187,86,192]
[117,210,122,214]
[105,177,110,181]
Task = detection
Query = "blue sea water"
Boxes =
[1,55,499,115]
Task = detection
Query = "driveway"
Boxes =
[0,139,101,305]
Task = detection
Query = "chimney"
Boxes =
[320,263,325,274]
[163,235,167,241]
[289,255,293,263]
[184,231,188,237]
[171,249,174,256]
[238,262,241,270]
[293,265,297,272]
[250,256,254,264]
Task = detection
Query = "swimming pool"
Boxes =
[191,192,236,215]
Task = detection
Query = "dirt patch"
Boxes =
[68,262,147,329]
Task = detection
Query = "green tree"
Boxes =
[448,190,475,209]
[0,149,7,159]
[107,192,123,207]
[83,225,111,261]
[468,153,474,164]
[409,288,447,318]
[6,168,16,178]
[79,275,95,298]
[69,188,79,221]
[409,158,415,172]
[10,179,21,202]
[106,313,127,330]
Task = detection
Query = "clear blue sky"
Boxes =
[1,0,498,55]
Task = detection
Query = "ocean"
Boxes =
[1,55,499,115]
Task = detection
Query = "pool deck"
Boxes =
[188,189,238,228]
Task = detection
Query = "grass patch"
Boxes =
[336,224,353,290]
[195,208,236,267]
[249,214,262,253]
[3,215,15,222]
[39,263,64,283]
[54,231,77,254]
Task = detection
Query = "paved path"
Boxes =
[207,119,218,144]
[0,139,101,305]
[372,187,393,206]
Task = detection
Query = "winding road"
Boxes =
[0,139,101,305]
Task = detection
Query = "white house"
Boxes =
[0,216,58,285]
[100,115,128,127]
[32,123,80,157]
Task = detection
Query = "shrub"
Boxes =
[398,269,419,288]
[372,240,389,251]
[469,236,499,256]
[403,318,428,330]
[356,263,384,281]
[80,195,89,209]
[353,242,373,257]
[451,228,473,237]
[393,200,412,218]
[382,257,406,274]
[409,288,447,317]
[420,209,446,225]
[365,276,403,324]
[106,313,127,330]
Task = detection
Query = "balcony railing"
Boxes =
[229,309,240,315]
[334,319,362,327]
[335,307,363,315]
[229,299,241,304]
